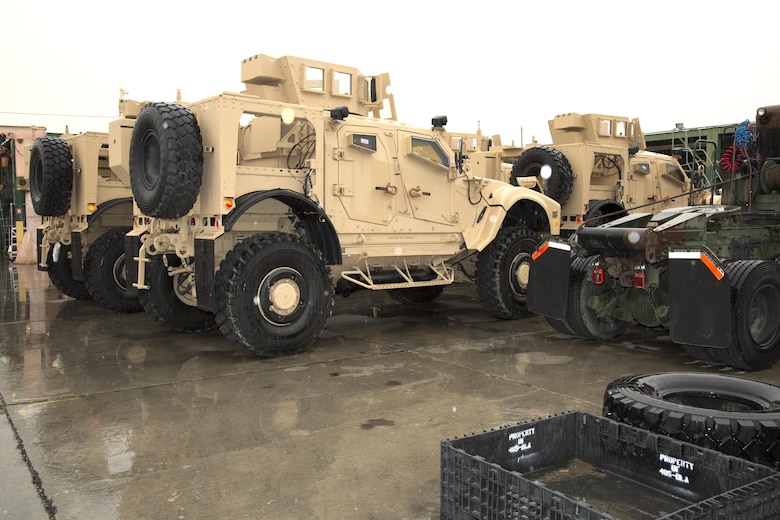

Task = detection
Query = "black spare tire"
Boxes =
[129,102,203,219]
[604,372,780,469]
[29,137,73,216]
[510,145,574,206]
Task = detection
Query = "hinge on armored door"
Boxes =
[332,185,353,196]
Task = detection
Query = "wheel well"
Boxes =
[86,197,134,225]
[226,189,342,265]
[504,199,551,234]
[585,199,627,223]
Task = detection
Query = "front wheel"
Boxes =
[140,254,215,332]
[476,227,540,319]
[215,233,333,357]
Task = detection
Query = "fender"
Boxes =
[226,189,341,265]
[462,181,560,251]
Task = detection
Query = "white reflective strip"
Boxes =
[547,241,571,252]
[668,251,701,259]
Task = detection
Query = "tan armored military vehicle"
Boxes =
[123,53,561,357]
[504,112,709,233]
[25,98,144,312]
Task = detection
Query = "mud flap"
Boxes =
[669,251,731,348]
[70,230,84,281]
[527,240,571,319]
[124,234,141,297]
[194,238,216,313]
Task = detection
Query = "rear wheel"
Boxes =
[29,137,73,216]
[700,260,780,371]
[604,372,780,468]
[215,233,333,357]
[476,227,540,319]
[577,263,631,340]
[84,227,142,313]
[47,243,90,300]
[563,256,596,339]
[140,254,215,332]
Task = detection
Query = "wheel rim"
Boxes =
[140,129,161,193]
[31,155,44,201]
[748,282,780,350]
[112,254,128,292]
[509,252,531,297]
[173,272,198,307]
[257,267,308,326]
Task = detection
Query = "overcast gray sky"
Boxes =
[2,0,778,145]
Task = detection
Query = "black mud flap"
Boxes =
[669,251,731,348]
[527,240,571,319]
[194,238,216,313]
[70,230,84,281]
[124,234,141,297]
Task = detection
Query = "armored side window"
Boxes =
[410,136,450,169]
[599,119,612,136]
[634,162,651,175]
[664,163,686,184]
[305,66,325,91]
[615,121,627,138]
[351,134,377,153]
[334,71,352,96]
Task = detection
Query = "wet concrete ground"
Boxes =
[2,255,780,520]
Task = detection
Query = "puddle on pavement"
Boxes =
[525,458,691,519]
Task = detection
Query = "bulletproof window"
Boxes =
[411,137,450,169]
[615,120,627,138]
[351,134,377,153]
[305,66,325,91]
[334,71,352,96]
[665,163,686,184]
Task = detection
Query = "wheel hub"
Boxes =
[510,253,531,296]
[257,267,307,325]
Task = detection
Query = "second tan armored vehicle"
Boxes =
[25,97,145,312]
[506,113,710,232]
[123,53,561,357]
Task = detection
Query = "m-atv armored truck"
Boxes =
[123,53,561,357]
[505,113,713,233]
[25,96,147,312]
[527,104,780,371]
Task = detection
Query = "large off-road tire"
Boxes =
[129,102,203,219]
[476,226,540,319]
[387,286,444,304]
[576,263,632,340]
[29,137,73,216]
[604,372,780,469]
[510,146,574,206]
[215,232,333,357]
[682,260,780,371]
[47,243,90,300]
[83,227,142,313]
[563,256,597,339]
[140,254,216,332]
[543,256,594,337]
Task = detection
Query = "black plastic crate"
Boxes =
[441,411,780,519]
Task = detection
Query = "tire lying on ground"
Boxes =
[604,372,780,469]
